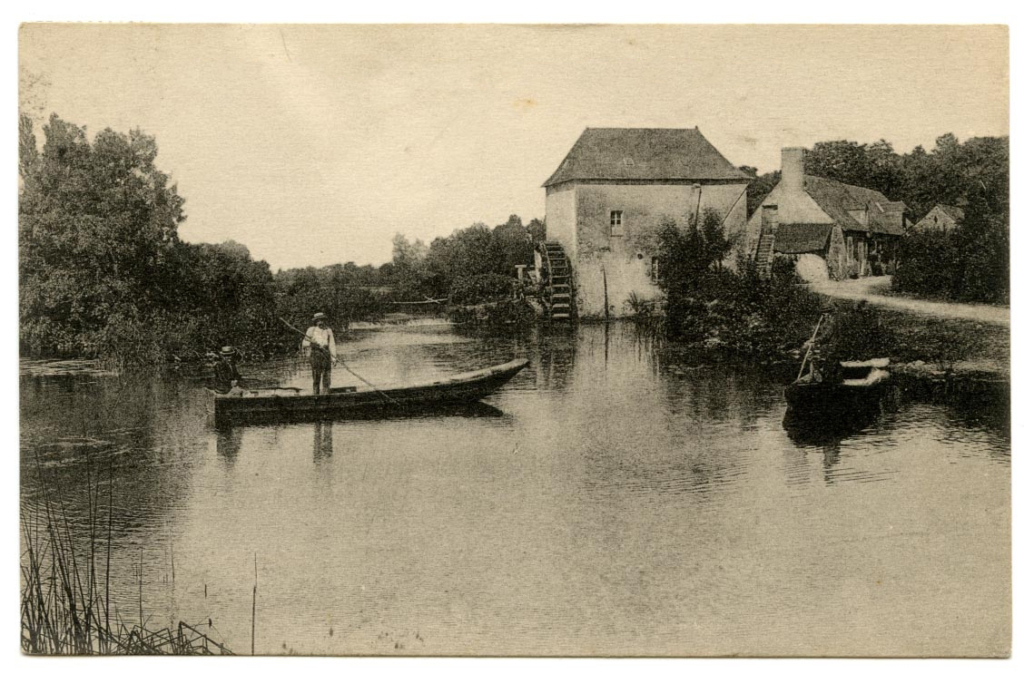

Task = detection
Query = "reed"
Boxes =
[21,455,234,655]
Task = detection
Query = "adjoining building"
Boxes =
[747,147,907,280]
[913,204,964,233]
[542,127,750,318]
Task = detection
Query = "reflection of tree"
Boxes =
[897,376,1009,440]
[21,371,209,547]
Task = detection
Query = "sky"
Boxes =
[19,24,1008,270]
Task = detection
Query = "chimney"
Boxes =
[780,147,806,195]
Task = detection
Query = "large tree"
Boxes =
[19,114,186,357]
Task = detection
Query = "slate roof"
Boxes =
[543,127,750,187]
[773,222,834,254]
[803,175,906,236]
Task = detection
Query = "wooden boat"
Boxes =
[785,358,891,411]
[214,358,529,423]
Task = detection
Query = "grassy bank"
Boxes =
[830,299,1009,376]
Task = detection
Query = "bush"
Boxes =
[657,236,823,362]
[893,213,1008,305]
[892,229,958,299]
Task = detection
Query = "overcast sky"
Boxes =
[20,24,1008,269]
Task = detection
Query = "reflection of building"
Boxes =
[543,128,750,318]
[748,147,906,279]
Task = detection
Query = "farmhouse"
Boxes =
[747,147,907,280]
[913,204,964,233]
[542,127,750,318]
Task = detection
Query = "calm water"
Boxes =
[20,323,1010,656]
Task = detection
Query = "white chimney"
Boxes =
[780,147,806,195]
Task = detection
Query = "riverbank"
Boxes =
[811,276,1010,326]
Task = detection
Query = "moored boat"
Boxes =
[785,357,891,412]
[214,358,530,423]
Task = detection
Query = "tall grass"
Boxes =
[21,455,233,655]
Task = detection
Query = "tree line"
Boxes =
[19,112,1007,367]
[19,114,544,365]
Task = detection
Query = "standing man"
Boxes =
[302,312,337,395]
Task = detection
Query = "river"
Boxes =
[19,322,1010,656]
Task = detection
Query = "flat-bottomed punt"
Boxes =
[785,357,891,412]
[214,358,529,423]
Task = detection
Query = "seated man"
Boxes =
[213,345,245,396]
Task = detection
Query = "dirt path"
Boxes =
[810,276,1010,326]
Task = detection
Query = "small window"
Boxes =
[651,256,660,284]
[610,210,624,237]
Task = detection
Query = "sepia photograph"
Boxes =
[17,23,1010,657]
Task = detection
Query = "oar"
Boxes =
[795,314,826,383]
[278,318,400,406]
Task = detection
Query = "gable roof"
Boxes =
[933,203,965,222]
[543,127,750,187]
[912,203,965,230]
[774,222,834,254]
[803,175,905,236]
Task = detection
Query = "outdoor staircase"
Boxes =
[754,232,776,277]
[539,241,575,321]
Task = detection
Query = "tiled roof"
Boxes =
[803,175,905,236]
[543,127,750,187]
[773,222,834,254]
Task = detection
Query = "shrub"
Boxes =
[893,213,1008,305]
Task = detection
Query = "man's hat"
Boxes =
[313,312,327,322]
[220,345,236,356]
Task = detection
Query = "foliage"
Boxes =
[805,135,1009,222]
[526,217,546,244]
[274,263,389,334]
[391,214,536,301]
[19,114,186,361]
[893,212,1009,304]
[18,112,544,365]
[655,218,823,361]
[17,114,385,363]
[655,209,732,300]
[803,134,1009,305]
[448,273,515,306]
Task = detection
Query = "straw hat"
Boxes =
[313,312,327,322]
[220,345,237,356]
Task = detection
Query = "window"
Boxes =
[650,256,660,284]
[610,210,624,237]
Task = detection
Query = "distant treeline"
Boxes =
[741,134,1009,304]
[18,113,544,365]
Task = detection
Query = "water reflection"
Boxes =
[216,425,242,465]
[313,421,333,463]
[19,321,1011,656]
